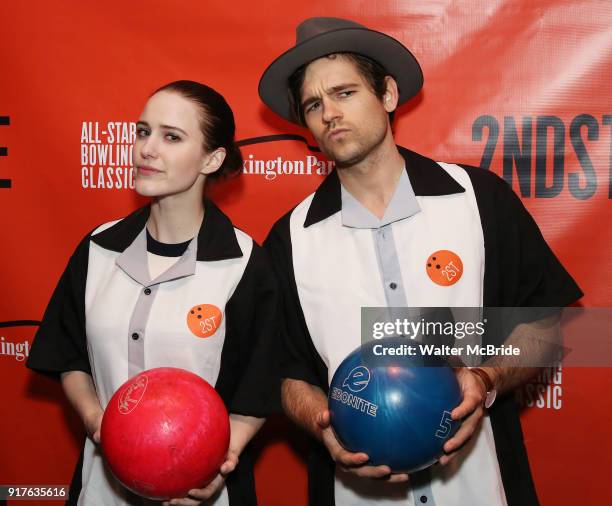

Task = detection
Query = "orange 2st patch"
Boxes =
[187,304,223,338]
[426,250,463,286]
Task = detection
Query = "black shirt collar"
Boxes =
[92,199,243,261]
[304,146,465,228]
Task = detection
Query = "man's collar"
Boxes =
[92,199,243,261]
[341,169,421,228]
[304,146,465,228]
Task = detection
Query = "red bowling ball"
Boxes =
[101,367,230,500]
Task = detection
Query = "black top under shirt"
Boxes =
[146,228,192,257]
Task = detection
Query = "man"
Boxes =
[259,17,582,506]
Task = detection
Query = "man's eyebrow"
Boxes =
[301,82,360,109]
[326,82,360,94]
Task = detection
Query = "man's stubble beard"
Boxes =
[318,125,388,170]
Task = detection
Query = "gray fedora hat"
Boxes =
[258,17,423,123]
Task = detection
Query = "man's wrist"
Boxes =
[469,367,497,408]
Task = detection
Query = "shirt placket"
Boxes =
[373,224,407,309]
[372,223,437,506]
[116,227,198,379]
[127,284,158,378]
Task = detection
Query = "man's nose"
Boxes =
[322,98,342,125]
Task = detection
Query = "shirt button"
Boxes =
[389,282,397,290]
[144,287,151,295]
[131,332,139,340]
[420,496,428,504]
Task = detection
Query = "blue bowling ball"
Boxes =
[328,337,462,472]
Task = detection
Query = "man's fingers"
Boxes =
[348,464,393,479]
[385,473,410,483]
[316,410,331,429]
[443,408,483,454]
[438,453,456,466]
[334,447,369,467]
[451,394,481,420]
[338,462,409,481]
[355,465,392,479]
[322,425,369,467]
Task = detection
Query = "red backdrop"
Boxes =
[1,1,611,504]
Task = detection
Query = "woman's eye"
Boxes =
[165,134,181,142]
[136,128,150,137]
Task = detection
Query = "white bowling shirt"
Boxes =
[28,200,280,506]
[265,147,582,506]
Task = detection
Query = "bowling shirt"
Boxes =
[27,199,280,506]
[264,146,582,506]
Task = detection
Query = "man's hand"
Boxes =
[317,410,409,483]
[439,368,487,465]
[162,450,239,506]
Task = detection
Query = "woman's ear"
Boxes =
[201,147,227,175]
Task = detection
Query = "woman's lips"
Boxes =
[136,165,161,176]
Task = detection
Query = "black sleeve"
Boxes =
[502,180,583,308]
[464,165,583,310]
[26,234,91,377]
[216,242,281,417]
[503,176,584,332]
[263,214,329,392]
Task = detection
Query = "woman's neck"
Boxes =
[147,192,205,243]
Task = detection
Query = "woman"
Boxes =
[27,81,279,506]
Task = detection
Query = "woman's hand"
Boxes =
[162,450,239,506]
[60,371,103,444]
[83,408,104,444]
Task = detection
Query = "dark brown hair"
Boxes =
[154,80,243,180]
[288,53,396,125]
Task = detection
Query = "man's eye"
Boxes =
[306,102,321,114]
[338,90,355,98]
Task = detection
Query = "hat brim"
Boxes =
[258,27,423,123]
